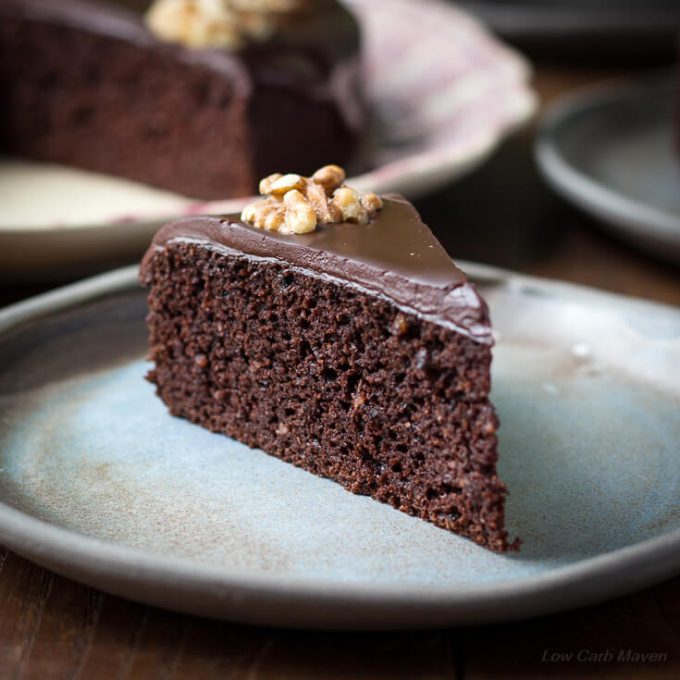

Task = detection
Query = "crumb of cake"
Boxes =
[241,165,383,234]
[391,313,410,337]
[146,0,304,49]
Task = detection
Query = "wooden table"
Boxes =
[1,66,679,679]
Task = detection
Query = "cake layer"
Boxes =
[142,242,515,551]
[0,0,363,199]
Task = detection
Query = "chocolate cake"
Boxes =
[0,0,363,200]
[140,167,519,552]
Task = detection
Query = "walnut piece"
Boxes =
[145,0,304,50]
[361,192,384,213]
[312,164,346,194]
[241,195,285,231]
[281,189,317,234]
[240,165,383,235]
[331,186,368,224]
[268,173,306,196]
[305,181,342,224]
[258,173,283,195]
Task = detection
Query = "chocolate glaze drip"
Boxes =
[141,197,493,344]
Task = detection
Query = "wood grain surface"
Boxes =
[1,546,678,679]
[0,65,679,679]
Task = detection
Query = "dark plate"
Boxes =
[536,73,680,263]
[460,0,680,61]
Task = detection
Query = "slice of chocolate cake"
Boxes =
[0,0,363,200]
[140,166,519,552]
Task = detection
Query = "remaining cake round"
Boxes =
[140,166,519,552]
[0,0,364,200]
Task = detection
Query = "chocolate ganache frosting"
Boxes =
[141,196,493,343]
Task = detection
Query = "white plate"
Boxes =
[0,264,678,630]
[536,73,680,264]
[0,0,536,279]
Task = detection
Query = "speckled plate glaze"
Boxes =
[0,265,679,630]
[0,0,535,279]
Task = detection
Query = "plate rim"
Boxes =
[1,264,679,629]
[535,72,680,263]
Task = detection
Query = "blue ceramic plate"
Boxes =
[0,265,678,630]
